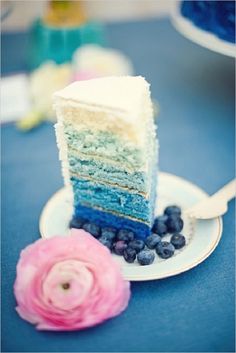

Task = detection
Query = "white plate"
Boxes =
[39,172,222,281]
[171,1,236,58]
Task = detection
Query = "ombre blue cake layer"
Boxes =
[64,124,144,169]
[71,177,155,223]
[74,203,151,239]
[68,154,150,193]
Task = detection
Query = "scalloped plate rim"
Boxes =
[39,172,223,281]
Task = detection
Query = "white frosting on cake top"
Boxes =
[53,76,150,122]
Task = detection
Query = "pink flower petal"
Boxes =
[14,230,130,330]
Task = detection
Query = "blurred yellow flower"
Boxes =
[30,62,72,119]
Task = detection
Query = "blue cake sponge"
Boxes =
[74,203,151,239]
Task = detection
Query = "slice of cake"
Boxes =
[53,76,158,239]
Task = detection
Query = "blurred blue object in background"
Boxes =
[29,19,105,69]
[181,0,235,43]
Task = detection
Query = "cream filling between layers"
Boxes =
[70,172,148,197]
[67,146,146,172]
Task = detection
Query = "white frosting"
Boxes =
[53,76,155,147]
[53,76,150,123]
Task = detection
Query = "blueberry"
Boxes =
[82,222,100,238]
[101,227,117,240]
[166,215,184,234]
[156,241,175,259]
[137,250,155,265]
[123,248,136,263]
[145,233,161,249]
[156,215,168,223]
[117,229,135,242]
[69,217,85,229]
[152,217,168,236]
[99,237,112,250]
[113,240,128,256]
[164,205,181,217]
[171,234,186,249]
[128,239,145,253]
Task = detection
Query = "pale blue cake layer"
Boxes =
[64,123,144,169]
[68,154,149,193]
[74,203,151,239]
[71,176,155,223]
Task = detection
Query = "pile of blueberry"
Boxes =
[69,205,186,266]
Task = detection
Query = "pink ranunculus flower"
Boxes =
[14,229,130,331]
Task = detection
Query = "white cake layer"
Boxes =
[54,76,149,119]
[53,76,155,147]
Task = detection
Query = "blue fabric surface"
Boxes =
[1,18,235,352]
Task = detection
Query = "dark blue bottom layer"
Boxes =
[74,204,151,239]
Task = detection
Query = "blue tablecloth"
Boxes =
[1,18,235,352]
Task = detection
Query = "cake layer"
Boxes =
[73,203,151,239]
[54,76,151,123]
[53,76,155,147]
[64,123,145,169]
[71,176,156,223]
[68,155,148,193]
